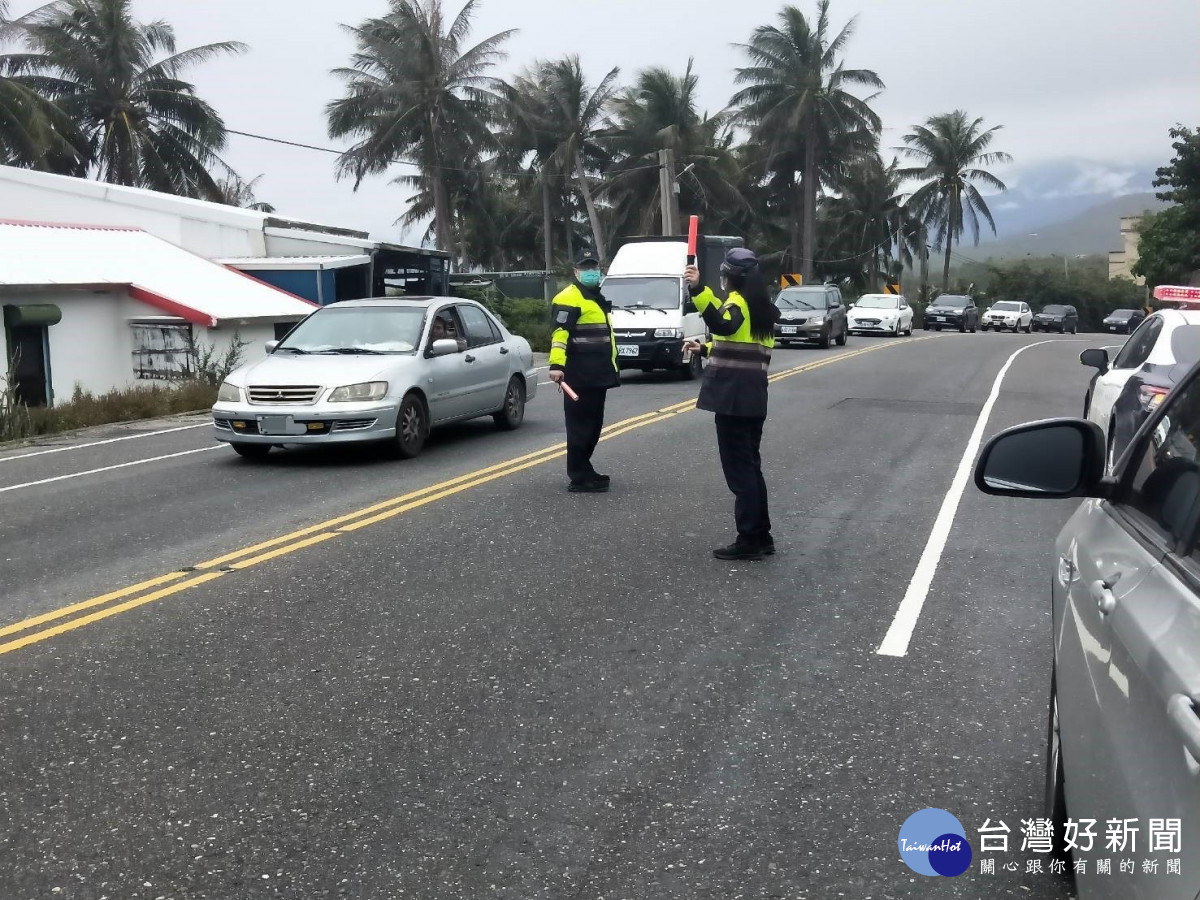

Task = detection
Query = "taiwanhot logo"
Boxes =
[898,808,972,877]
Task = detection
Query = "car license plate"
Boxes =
[781,326,798,334]
[617,344,639,357]
[257,415,305,436]
[934,316,946,322]
[1109,326,1119,331]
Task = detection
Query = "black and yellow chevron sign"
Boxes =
[884,283,902,295]
[780,274,803,288]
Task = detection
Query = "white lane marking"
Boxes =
[877,340,1062,658]
[0,446,222,494]
[0,423,209,463]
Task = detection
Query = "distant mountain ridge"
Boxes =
[967,192,1169,261]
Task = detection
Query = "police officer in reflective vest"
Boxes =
[683,248,780,560]
[549,250,620,492]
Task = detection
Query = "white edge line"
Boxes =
[0,422,210,462]
[876,340,1061,658]
[0,446,222,494]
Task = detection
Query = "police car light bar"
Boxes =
[1154,285,1200,305]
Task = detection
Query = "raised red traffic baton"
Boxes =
[560,382,579,401]
[687,215,699,266]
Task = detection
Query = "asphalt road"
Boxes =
[0,332,1111,898]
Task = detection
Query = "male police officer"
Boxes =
[548,251,619,492]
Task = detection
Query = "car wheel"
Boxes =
[393,392,429,459]
[1025,322,1032,333]
[959,320,967,333]
[1045,669,1073,870]
[493,376,526,430]
[923,323,930,331]
[680,348,704,380]
[231,443,271,460]
[819,329,832,349]
[835,326,847,347]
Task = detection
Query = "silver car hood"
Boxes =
[230,352,414,386]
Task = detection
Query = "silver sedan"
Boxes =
[211,297,537,459]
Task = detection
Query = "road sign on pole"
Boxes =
[884,283,902,295]
[780,274,803,288]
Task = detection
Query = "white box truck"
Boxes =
[603,234,744,379]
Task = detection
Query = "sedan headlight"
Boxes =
[808,316,826,326]
[328,381,389,402]
[654,327,683,338]
[217,382,242,403]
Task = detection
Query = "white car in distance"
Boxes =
[981,300,1032,332]
[846,294,913,336]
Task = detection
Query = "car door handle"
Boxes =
[1089,579,1118,615]
[465,354,476,363]
[499,346,510,355]
[1167,695,1200,765]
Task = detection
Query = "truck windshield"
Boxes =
[601,277,680,309]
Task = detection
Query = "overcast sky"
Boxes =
[14,0,1200,243]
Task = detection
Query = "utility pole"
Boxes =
[658,148,680,236]
[541,174,554,304]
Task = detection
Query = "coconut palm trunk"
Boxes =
[575,152,606,263]
[801,118,818,283]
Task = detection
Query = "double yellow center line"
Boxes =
[0,338,931,656]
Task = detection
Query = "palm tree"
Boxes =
[897,110,1012,292]
[507,56,618,263]
[215,173,275,212]
[327,0,513,268]
[824,152,908,291]
[10,0,245,198]
[602,61,746,239]
[0,0,81,170]
[732,1,883,283]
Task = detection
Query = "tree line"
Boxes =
[1,0,1016,295]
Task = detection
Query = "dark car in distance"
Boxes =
[1102,308,1146,334]
[773,285,849,349]
[1032,304,1079,334]
[922,294,979,333]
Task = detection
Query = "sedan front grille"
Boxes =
[248,385,322,405]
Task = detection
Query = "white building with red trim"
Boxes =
[0,220,318,407]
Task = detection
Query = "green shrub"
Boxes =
[482,296,553,353]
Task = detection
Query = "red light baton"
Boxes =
[560,382,579,401]
[687,215,699,266]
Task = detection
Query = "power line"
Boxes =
[226,127,665,181]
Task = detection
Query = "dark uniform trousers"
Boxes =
[714,413,771,541]
[565,387,609,484]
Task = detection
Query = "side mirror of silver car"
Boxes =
[974,419,1106,499]
[265,340,279,354]
[429,338,461,357]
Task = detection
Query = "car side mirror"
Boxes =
[974,419,1106,499]
[429,338,461,357]
[1080,348,1110,373]
[265,340,279,354]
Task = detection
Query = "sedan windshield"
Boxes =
[277,306,424,354]
[1108,310,1135,320]
[991,302,1021,312]
[934,296,969,309]
[777,289,825,310]
[1041,306,1067,315]
[855,295,899,309]
[602,277,680,309]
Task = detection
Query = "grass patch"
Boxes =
[0,380,217,443]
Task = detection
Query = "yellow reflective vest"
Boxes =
[549,283,619,389]
[691,286,774,417]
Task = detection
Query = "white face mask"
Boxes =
[720,277,730,294]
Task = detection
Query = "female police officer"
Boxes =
[683,248,780,560]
